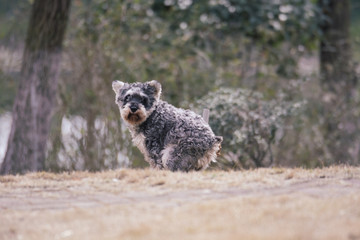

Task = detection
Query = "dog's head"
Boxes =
[112,80,162,125]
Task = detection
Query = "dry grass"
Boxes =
[0,166,360,240]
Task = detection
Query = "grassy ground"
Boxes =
[0,166,360,240]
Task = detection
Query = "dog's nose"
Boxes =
[130,106,138,113]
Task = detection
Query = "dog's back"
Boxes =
[138,100,222,171]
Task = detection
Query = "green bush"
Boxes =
[197,88,305,169]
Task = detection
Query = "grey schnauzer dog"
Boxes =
[112,80,222,171]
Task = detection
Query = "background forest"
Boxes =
[0,0,359,172]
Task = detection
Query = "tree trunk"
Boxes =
[318,0,358,165]
[1,0,71,174]
[319,0,356,93]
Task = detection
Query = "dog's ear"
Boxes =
[148,80,162,101]
[112,80,124,94]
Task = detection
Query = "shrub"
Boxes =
[197,88,305,169]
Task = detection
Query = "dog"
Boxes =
[112,80,222,171]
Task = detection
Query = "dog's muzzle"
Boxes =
[122,104,146,125]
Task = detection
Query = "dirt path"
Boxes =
[1,167,360,240]
[1,177,359,210]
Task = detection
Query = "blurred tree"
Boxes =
[319,0,356,92]
[318,0,359,164]
[152,0,322,80]
[1,0,72,174]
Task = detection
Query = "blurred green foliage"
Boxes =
[0,0,359,170]
[0,0,30,44]
[0,70,17,113]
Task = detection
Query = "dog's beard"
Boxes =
[120,106,147,125]
[127,113,141,122]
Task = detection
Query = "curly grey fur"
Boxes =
[112,80,222,172]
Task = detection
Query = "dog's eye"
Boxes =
[124,95,130,102]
